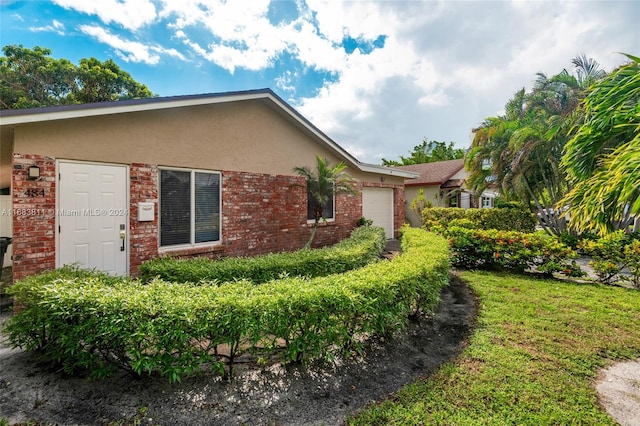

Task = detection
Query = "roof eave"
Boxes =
[405,181,446,187]
[0,89,274,126]
[358,163,420,179]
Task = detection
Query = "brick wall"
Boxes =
[163,171,358,261]
[129,163,159,275]
[394,185,406,238]
[306,183,361,249]
[9,158,404,280]
[11,154,56,282]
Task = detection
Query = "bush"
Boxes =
[5,228,450,382]
[447,227,582,277]
[581,231,640,287]
[422,207,536,233]
[624,240,640,288]
[140,225,386,284]
[422,208,466,233]
[493,198,524,209]
[356,216,374,227]
[465,208,536,233]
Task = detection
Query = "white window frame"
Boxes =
[482,195,493,208]
[159,167,222,250]
[306,190,336,224]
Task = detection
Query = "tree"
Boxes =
[382,139,464,166]
[409,188,431,226]
[293,156,357,248]
[571,53,607,89]
[74,57,153,104]
[0,45,75,109]
[0,45,154,109]
[560,54,640,234]
[465,55,606,236]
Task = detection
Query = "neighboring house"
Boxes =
[396,159,498,227]
[0,89,417,282]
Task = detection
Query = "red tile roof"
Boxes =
[396,159,465,186]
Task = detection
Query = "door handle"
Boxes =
[120,229,126,252]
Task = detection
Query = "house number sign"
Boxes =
[24,188,46,197]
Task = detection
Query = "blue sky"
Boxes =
[1,0,638,164]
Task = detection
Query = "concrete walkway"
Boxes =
[597,359,640,426]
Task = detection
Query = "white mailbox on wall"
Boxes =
[138,202,154,222]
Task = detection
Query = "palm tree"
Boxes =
[572,52,606,89]
[293,155,357,248]
[466,55,605,236]
[560,54,640,234]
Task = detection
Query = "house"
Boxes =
[396,159,498,227]
[0,89,417,282]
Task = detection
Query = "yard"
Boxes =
[349,270,640,425]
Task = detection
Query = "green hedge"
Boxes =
[140,225,386,284]
[422,207,536,233]
[448,227,582,276]
[5,227,450,382]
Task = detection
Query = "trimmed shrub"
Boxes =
[447,227,582,277]
[464,208,536,233]
[422,208,466,233]
[5,227,450,382]
[422,207,536,233]
[140,225,386,284]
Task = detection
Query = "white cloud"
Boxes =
[275,70,298,93]
[295,2,447,142]
[160,0,290,72]
[151,45,186,61]
[78,25,161,64]
[288,20,346,73]
[54,0,157,31]
[29,19,66,35]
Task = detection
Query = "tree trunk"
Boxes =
[305,221,319,249]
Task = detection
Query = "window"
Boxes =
[306,187,335,222]
[160,168,221,247]
[448,194,459,208]
[482,196,493,208]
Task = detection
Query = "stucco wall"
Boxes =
[404,186,445,227]
[10,101,402,186]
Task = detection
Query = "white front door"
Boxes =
[58,162,128,275]
[362,187,394,239]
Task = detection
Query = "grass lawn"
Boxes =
[349,271,640,425]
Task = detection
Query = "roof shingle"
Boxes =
[396,159,465,186]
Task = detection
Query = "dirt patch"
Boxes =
[0,276,476,425]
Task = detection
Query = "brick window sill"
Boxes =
[159,243,224,257]
[305,221,337,228]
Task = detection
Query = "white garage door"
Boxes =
[362,187,394,239]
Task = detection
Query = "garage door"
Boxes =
[362,187,394,239]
